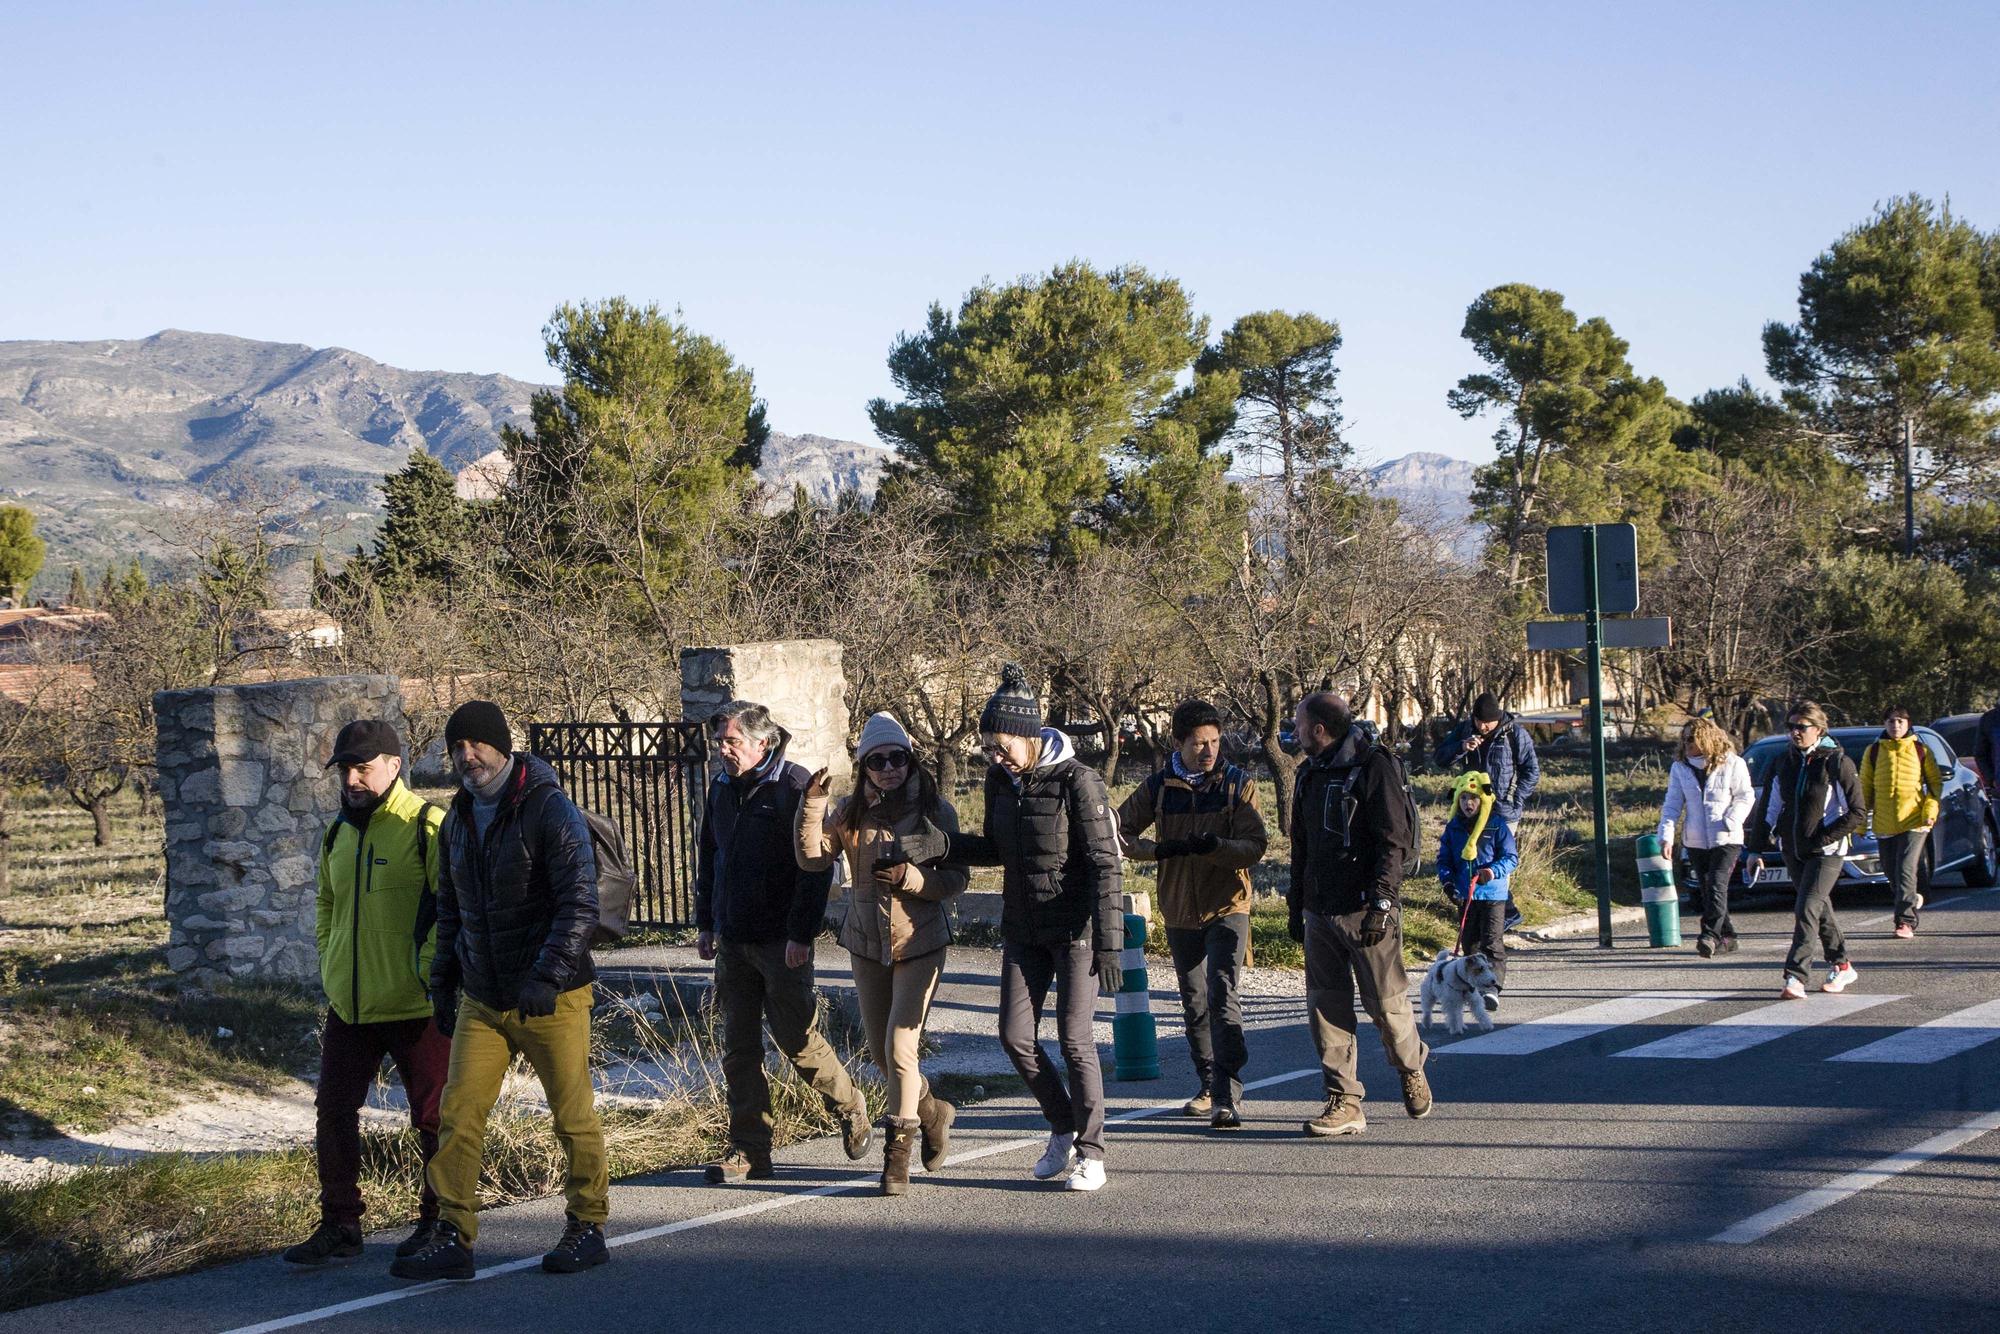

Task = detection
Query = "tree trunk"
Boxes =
[1260,671,1299,837]
[91,794,115,848]
[0,784,11,898]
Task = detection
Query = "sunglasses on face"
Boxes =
[865,750,912,772]
[1788,722,1813,733]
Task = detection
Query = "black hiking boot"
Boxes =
[388,1220,474,1282]
[282,1220,362,1265]
[541,1214,609,1274]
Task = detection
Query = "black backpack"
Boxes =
[577,807,636,946]
[1311,743,1424,883]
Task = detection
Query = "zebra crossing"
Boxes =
[1431,989,2000,1064]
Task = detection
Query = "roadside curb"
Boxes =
[1516,904,1650,942]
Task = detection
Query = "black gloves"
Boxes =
[432,986,459,1038]
[1154,831,1222,860]
[516,976,560,1019]
[1358,902,1395,948]
[1093,949,1124,996]
[1288,902,1305,943]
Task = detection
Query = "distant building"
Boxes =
[231,608,344,659]
[0,604,113,664]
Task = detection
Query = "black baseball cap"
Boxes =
[326,719,403,769]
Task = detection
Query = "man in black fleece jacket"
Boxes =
[1287,692,1432,1137]
[695,700,870,1184]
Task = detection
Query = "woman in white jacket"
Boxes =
[1658,718,1756,957]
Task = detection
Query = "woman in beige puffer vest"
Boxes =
[795,712,966,1195]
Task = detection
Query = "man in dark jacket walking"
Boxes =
[1767,701,1866,1000]
[283,719,450,1267]
[1289,692,1432,1136]
[696,700,870,1185]
[393,701,608,1282]
[939,666,1124,1191]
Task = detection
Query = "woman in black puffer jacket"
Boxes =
[941,666,1123,1194]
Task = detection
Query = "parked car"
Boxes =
[1930,713,1989,786]
[1724,726,1999,895]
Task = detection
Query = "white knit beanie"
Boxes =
[855,712,913,760]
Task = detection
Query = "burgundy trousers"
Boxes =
[315,1010,451,1227]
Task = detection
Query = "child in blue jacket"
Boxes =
[1437,771,1518,998]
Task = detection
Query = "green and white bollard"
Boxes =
[1634,833,1682,947]
[1111,890,1160,1080]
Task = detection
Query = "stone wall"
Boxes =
[156,674,405,990]
[679,640,851,788]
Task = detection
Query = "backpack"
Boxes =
[1313,743,1424,883]
[577,807,636,946]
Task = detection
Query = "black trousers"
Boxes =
[997,937,1105,1160]
[1455,899,1508,987]
[1686,844,1741,944]
[1165,914,1249,1106]
[1782,851,1849,982]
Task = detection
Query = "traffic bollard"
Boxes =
[1634,833,1682,947]
[1111,890,1160,1080]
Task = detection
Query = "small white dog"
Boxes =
[1419,949,1500,1036]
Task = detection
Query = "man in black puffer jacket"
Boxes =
[938,666,1123,1193]
[1288,692,1432,1138]
[395,701,608,1283]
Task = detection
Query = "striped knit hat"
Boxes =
[979,663,1042,739]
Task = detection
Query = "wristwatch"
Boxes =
[1372,898,1393,913]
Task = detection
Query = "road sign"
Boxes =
[1548,523,1638,614]
[1527,617,1672,651]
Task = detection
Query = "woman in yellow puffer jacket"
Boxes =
[1859,706,1942,938]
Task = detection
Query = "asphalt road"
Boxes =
[11,881,2000,1333]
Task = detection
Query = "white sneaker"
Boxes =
[1913,893,1925,913]
[1064,1157,1106,1192]
[1031,1132,1076,1180]
[1780,976,1808,1001]
[1822,962,1859,993]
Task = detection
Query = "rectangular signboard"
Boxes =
[1547,523,1639,615]
[1527,617,1672,651]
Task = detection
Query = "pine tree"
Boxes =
[373,450,471,592]
[67,565,87,606]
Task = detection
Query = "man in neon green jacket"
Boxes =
[283,719,451,1267]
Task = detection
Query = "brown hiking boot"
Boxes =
[916,1091,956,1172]
[1303,1096,1366,1137]
[881,1117,918,1196]
[1401,1068,1434,1119]
[1182,1089,1213,1117]
[839,1104,874,1160]
[704,1147,774,1184]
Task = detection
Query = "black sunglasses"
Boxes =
[1788,722,1813,733]
[864,750,913,772]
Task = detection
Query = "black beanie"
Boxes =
[1472,692,1503,723]
[445,700,512,756]
[979,663,1042,739]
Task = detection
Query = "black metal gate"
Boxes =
[527,721,709,929]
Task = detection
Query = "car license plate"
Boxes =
[1751,863,1785,884]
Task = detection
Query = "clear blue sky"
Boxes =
[5,1,1996,464]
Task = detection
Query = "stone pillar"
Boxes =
[156,674,405,990]
[679,640,851,787]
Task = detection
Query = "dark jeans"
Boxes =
[715,939,864,1154]
[1783,851,1849,982]
[1878,831,1928,926]
[1456,900,1508,987]
[1165,914,1249,1106]
[998,936,1106,1160]
[1304,908,1427,1103]
[1687,844,1742,943]
[315,1010,450,1227]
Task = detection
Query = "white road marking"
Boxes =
[1614,993,1900,1060]
[220,1066,1326,1333]
[1828,997,2000,1063]
[1853,884,2000,929]
[1710,1108,2000,1244]
[1432,992,1726,1056]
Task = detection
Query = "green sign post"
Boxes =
[1545,523,1640,949]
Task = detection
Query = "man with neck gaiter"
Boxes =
[284,720,450,1267]
[392,701,609,1282]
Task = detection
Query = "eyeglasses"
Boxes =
[864,750,912,772]
[1788,722,1813,734]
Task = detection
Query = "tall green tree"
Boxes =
[869,261,1213,562]
[1449,283,1702,586]
[1198,310,1348,510]
[502,298,767,634]
[1764,195,2000,552]
[372,449,473,593]
[0,505,45,601]
[66,565,87,606]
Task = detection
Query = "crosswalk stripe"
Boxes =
[1614,992,1900,1060]
[1432,992,1726,1056]
[1827,997,2000,1064]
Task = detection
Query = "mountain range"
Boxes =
[0,331,1480,595]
